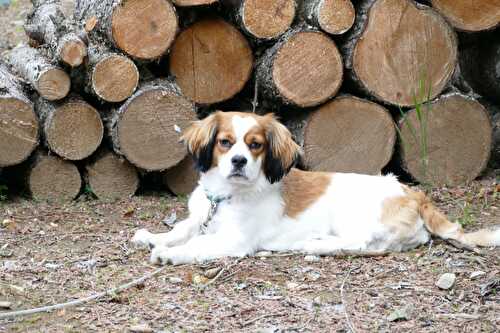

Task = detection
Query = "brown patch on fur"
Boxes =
[282,168,332,218]
[380,195,421,237]
[244,127,266,160]
[180,112,219,156]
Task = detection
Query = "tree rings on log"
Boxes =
[164,156,199,196]
[29,153,82,201]
[172,0,218,5]
[86,150,139,200]
[239,0,296,39]
[0,65,39,167]
[38,98,103,160]
[170,19,253,104]
[303,0,355,35]
[399,93,492,186]
[257,30,343,107]
[111,0,178,59]
[351,0,457,106]
[431,0,500,32]
[110,82,196,171]
[58,35,87,67]
[303,96,395,174]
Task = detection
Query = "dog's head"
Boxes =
[181,111,301,185]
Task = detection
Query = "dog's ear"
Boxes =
[180,113,219,172]
[263,114,301,184]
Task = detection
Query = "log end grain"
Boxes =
[170,19,253,104]
[111,0,178,59]
[400,94,492,186]
[164,156,199,196]
[0,98,39,167]
[317,0,355,35]
[58,36,87,67]
[241,0,296,39]
[87,150,139,200]
[45,100,103,160]
[303,96,395,174]
[38,68,71,101]
[172,0,218,5]
[272,31,343,107]
[431,0,500,32]
[29,154,81,202]
[91,54,139,102]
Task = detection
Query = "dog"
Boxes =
[132,111,500,265]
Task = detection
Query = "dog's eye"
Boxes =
[249,142,262,150]
[219,139,232,148]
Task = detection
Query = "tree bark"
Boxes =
[0,64,39,167]
[300,0,355,35]
[431,0,500,32]
[256,27,343,108]
[25,0,87,67]
[28,150,82,201]
[36,96,103,160]
[6,45,71,101]
[342,0,457,107]
[399,93,492,186]
[294,95,396,174]
[74,0,178,60]
[169,18,253,104]
[107,80,196,171]
[85,148,139,200]
[163,156,199,196]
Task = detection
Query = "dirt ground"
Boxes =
[0,175,499,332]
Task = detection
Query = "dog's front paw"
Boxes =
[132,228,154,248]
[150,246,172,265]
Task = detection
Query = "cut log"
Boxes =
[431,0,500,32]
[164,156,199,196]
[172,0,218,5]
[301,95,395,174]
[0,65,39,167]
[344,0,457,107]
[256,28,343,108]
[301,0,355,35]
[25,0,87,67]
[108,81,196,171]
[236,0,296,39]
[75,0,178,60]
[29,152,82,201]
[169,19,253,104]
[86,149,139,199]
[6,45,71,101]
[36,97,103,160]
[86,44,139,102]
[399,93,491,186]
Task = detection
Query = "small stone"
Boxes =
[387,305,411,322]
[286,282,299,290]
[235,283,248,290]
[470,271,486,280]
[167,277,183,284]
[0,301,12,309]
[255,251,272,257]
[436,273,456,290]
[304,255,320,262]
[204,267,222,279]
[1,218,12,227]
[129,324,153,333]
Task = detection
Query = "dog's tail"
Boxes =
[404,187,500,248]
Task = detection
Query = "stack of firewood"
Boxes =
[0,0,499,201]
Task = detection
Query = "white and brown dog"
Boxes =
[133,111,500,265]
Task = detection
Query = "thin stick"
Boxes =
[252,79,258,113]
[436,313,481,320]
[340,267,357,333]
[203,258,241,287]
[0,266,168,319]
[241,312,284,327]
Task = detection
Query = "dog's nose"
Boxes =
[231,155,247,169]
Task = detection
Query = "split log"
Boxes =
[74,0,178,60]
[431,0,500,32]
[172,0,218,5]
[256,28,343,108]
[108,81,196,171]
[169,19,253,104]
[164,156,199,196]
[25,0,87,67]
[86,149,139,199]
[36,97,103,160]
[300,96,395,174]
[6,45,71,101]
[399,93,492,186]
[85,44,139,102]
[29,152,82,201]
[234,0,296,40]
[301,0,355,35]
[343,0,457,107]
[0,65,39,167]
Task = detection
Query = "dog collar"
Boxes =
[201,191,231,234]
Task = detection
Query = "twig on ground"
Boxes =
[328,249,389,257]
[340,267,357,333]
[203,258,242,287]
[241,311,285,327]
[436,313,481,320]
[427,239,433,256]
[0,266,168,319]
[252,79,258,113]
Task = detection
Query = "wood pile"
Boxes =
[1,0,499,201]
